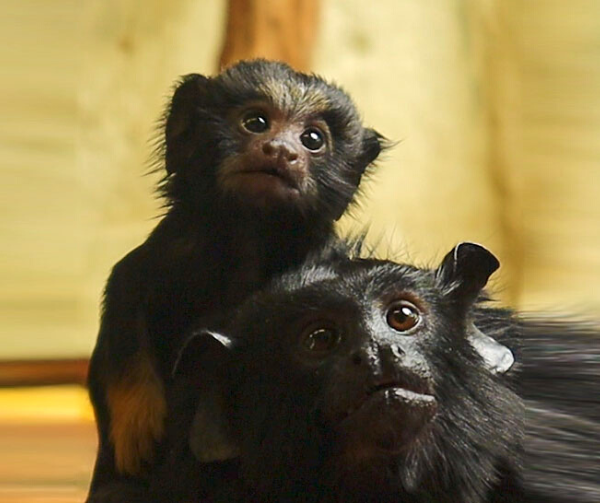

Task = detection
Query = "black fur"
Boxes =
[86,60,385,500]
[517,319,600,502]
[474,307,600,501]
[518,317,600,421]
[156,243,523,502]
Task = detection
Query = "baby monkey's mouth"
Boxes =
[218,157,306,204]
[241,163,300,190]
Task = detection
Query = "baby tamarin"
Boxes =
[161,242,523,502]
[86,60,385,498]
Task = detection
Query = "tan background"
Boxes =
[2,0,600,359]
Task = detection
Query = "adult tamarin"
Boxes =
[164,242,523,502]
[86,60,385,498]
[161,243,600,502]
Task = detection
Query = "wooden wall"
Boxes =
[314,0,600,312]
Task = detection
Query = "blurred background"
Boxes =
[1,0,599,500]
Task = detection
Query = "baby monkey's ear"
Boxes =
[357,128,389,174]
[172,330,240,463]
[437,242,500,307]
[165,74,210,175]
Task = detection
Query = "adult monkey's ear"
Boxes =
[172,329,234,378]
[172,330,240,463]
[436,242,500,308]
[436,243,514,374]
[165,74,210,175]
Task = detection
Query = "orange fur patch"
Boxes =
[106,353,166,475]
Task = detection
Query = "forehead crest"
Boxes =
[259,77,330,116]
[216,61,360,131]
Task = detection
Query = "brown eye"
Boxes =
[241,110,269,133]
[301,326,341,354]
[300,127,325,151]
[386,302,421,333]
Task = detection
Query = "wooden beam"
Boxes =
[0,359,89,387]
[219,0,321,71]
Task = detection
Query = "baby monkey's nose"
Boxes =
[262,138,300,163]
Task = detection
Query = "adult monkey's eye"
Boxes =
[300,127,325,151]
[301,326,341,354]
[241,110,270,133]
[386,302,421,333]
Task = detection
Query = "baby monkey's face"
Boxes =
[217,102,331,207]
[163,60,384,219]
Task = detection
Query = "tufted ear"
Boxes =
[332,128,389,221]
[172,330,240,463]
[356,128,388,175]
[437,242,500,307]
[165,74,210,175]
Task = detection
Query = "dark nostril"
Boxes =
[286,150,298,162]
[351,352,363,366]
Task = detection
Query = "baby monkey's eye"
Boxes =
[386,302,421,333]
[301,326,341,354]
[241,110,270,133]
[300,127,326,151]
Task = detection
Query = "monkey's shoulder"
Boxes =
[105,217,206,289]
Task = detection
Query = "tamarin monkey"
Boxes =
[86,60,385,499]
[155,241,600,502]
[161,242,523,502]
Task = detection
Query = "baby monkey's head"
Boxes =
[162,60,385,219]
